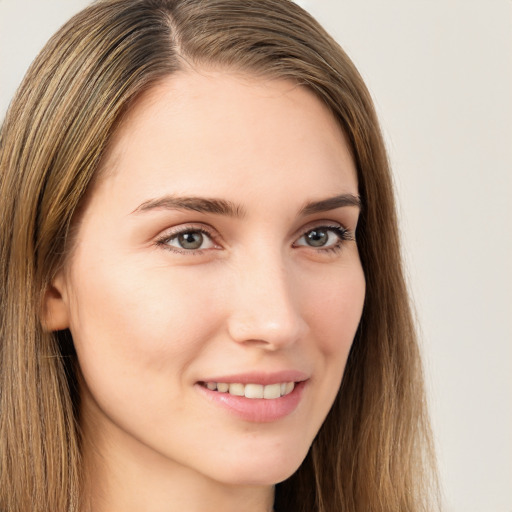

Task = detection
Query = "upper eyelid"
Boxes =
[158,223,219,239]
[157,220,347,239]
[294,219,349,238]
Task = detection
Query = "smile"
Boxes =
[201,381,295,399]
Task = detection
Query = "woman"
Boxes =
[0,0,438,511]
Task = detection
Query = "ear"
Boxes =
[41,273,71,332]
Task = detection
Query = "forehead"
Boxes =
[95,69,358,210]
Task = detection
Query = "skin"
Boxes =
[45,70,366,512]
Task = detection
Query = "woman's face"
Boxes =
[48,70,365,486]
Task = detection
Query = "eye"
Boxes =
[158,227,216,252]
[294,225,351,251]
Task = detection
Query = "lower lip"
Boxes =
[196,381,306,423]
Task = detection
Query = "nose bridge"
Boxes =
[227,246,306,348]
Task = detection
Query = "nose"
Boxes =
[226,250,308,350]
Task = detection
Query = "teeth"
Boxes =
[228,383,245,396]
[284,382,294,395]
[204,381,295,399]
[217,383,229,392]
[245,384,263,399]
[263,383,281,399]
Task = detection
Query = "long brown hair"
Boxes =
[0,1,438,510]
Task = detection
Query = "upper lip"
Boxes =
[198,370,309,386]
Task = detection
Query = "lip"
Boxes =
[199,370,308,385]
[195,371,308,423]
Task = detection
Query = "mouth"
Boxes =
[199,381,295,399]
[196,377,306,422]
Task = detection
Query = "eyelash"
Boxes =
[155,223,354,256]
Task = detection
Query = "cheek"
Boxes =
[288,260,365,443]
[303,262,365,357]
[66,259,224,384]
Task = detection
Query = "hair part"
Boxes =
[0,1,439,510]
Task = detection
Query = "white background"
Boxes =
[1,1,510,511]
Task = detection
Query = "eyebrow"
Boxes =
[299,193,362,215]
[132,196,247,218]
[131,193,361,218]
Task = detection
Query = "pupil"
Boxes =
[307,229,328,247]
[178,231,203,250]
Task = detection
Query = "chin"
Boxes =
[204,444,309,487]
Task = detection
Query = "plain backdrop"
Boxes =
[1,1,511,511]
